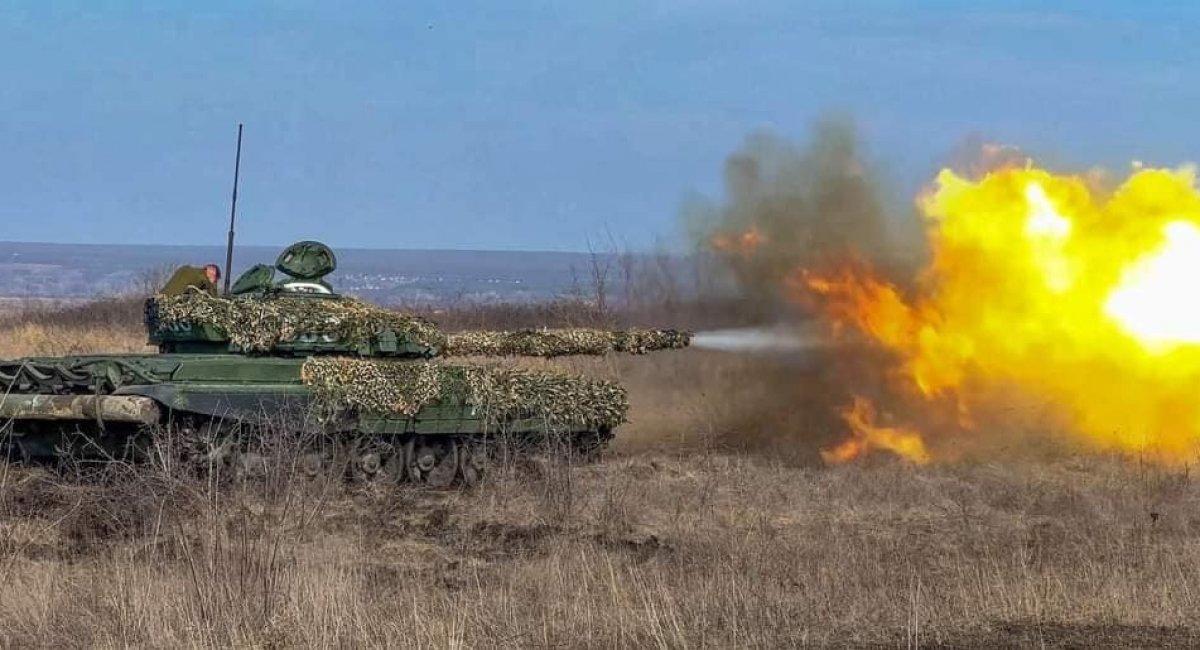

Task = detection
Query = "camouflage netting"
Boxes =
[152,290,690,359]
[301,358,628,430]
[444,328,691,357]
[152,290,447,352]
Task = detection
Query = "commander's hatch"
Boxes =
[276,240,336,282]
[229,240,338,296]
[277,241,336,294]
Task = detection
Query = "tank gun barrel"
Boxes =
[443,328,692,358]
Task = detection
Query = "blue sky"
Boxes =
[0,1,1195,251]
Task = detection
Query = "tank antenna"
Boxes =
[223,123,244,295]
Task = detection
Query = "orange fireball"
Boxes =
[804,163,1200,463]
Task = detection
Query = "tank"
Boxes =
[0,241,691,486]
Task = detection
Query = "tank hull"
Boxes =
[0,354,612,485]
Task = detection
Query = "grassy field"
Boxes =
[1,299,1198,648]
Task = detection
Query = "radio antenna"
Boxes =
[223,123,244,295]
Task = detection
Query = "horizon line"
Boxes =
[0,238,636,257]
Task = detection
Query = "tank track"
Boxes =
[0,416,613,488]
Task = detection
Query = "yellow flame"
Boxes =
[804,163,1200,462]
[1105,221,1200,351]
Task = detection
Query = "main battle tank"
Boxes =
[0,241,690,486]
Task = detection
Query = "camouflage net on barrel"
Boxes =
[152,290,689,359]
[152,290,447,352]
[301,358,628,430]
[444,328,691,357]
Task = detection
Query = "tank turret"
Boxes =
[146,240,690,360]
[146,240,443,357]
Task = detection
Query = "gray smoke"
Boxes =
[682,115,912,315]
[691,326,829,354]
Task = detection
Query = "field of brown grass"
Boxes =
[1,298,1199,648]
[0,296,152,357]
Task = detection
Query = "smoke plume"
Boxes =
[677,117,920,462]
[690,326,823,354]
[683,116,909,315]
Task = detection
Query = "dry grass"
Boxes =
[1,451,1198,648]
[1,300,1199,648]
[0,296,151,357]
[0,321,152,357]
